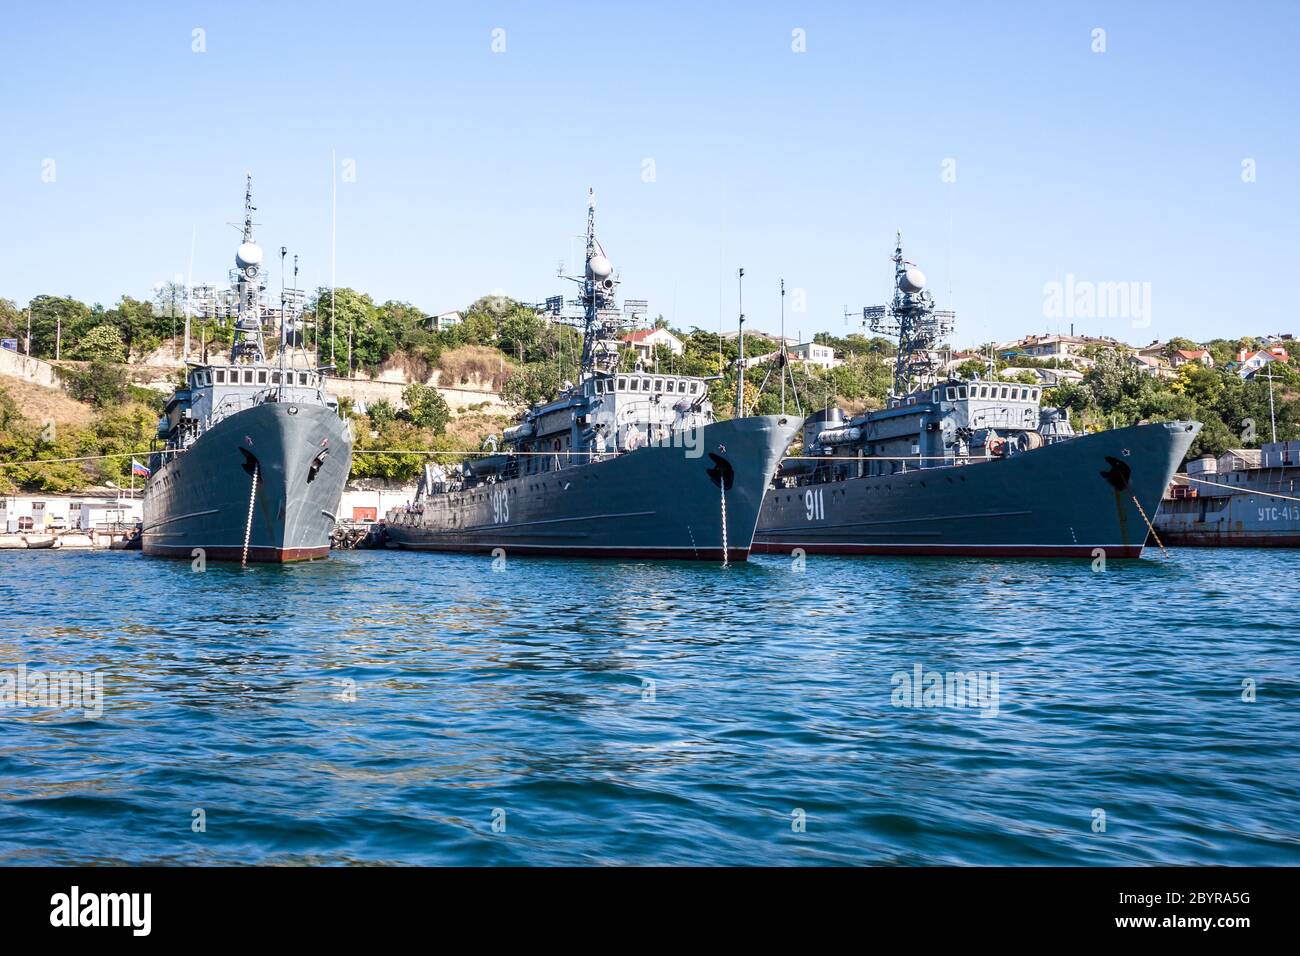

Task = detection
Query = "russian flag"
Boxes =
[131,458,151,478]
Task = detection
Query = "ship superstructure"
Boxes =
[385,192,802,560]
[142,175,353,562]
[752,235,1200,558]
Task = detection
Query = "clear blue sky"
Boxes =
[1,1,1296,348]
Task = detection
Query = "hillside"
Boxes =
[1,376,94,428]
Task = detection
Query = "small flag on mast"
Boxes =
[131,459,151,478]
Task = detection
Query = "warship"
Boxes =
[385,192,802,560]
[751,234,1201,558]
[142,176,353,562]
[1154,441,1300,546]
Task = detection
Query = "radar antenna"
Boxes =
[230,172,267,364]
[548,189,639,379]
[859,231,954,395]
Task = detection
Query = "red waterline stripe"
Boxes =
[750,542,1144,558]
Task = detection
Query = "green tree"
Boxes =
[501,364,562,407]
[1000,370,1040,385]
[0,298,22,343]
[350,419,429,482]
[24,295,92,358]
[498,306,546,362]
[367,399,397,427]
[312,287,380,372]
[61,360,129,408]
[401,382,450,433]
[103,295,166,357]
[71,324,128,362]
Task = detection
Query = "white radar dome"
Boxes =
[900,266,926,293]
[587,254,613,279]
[236,242,264,270]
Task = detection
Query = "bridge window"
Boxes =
[258,370,268,385]
[617,377,627,391]
[999,386,1009,399]
[1031,388,1040,401]
[957,386,966,399]
[666,380,675,393]
[655,378,663,391]
[945,387,955,400]
[244,369,255,385]
[299,371,309,385]
[215,369,225,384]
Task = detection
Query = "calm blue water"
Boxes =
[1,547,1297,865]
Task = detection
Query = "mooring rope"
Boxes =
[0,450,149,468]
[241,464,258,567]
[1185,476,1300,502]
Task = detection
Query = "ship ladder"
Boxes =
[1130,493,1168,560]
[241,463,259,567]
[720,481,729,567]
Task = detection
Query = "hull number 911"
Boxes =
[804,488,826,521]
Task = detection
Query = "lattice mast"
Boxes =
[544,189,646,380]
[229,173,268,364]
[861,231,955,395]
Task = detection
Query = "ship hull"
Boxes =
[142,402,352,563]
[753,421,1200,558]
[1153,469,1300,547]
[386,415,801,561]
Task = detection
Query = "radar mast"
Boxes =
[860,232,955,395]
[230,173,267,364]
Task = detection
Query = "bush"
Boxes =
[367,399,397,427]
[71,324,127,362]
[401,382,450,433]
[62,360,129,408]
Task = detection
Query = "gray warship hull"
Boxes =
[143,403,352,562]
[386,415,800,560]
[1153,467,1300,547]
[753,420,1200,558]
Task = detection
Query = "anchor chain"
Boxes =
[242,463,259,567]
[720,481,729,566]
[1130,493,1169,560]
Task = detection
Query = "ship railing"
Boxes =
[969,410,1032,430]
[207,388,286,428]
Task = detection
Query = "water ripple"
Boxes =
[1,548,1297,865]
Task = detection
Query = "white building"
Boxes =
[1,495,141,533]
[622,328,684,359]
[431,311,463,333]
[787,341,840,369]
[338,486,416,523]
[1235,347,1287,379]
